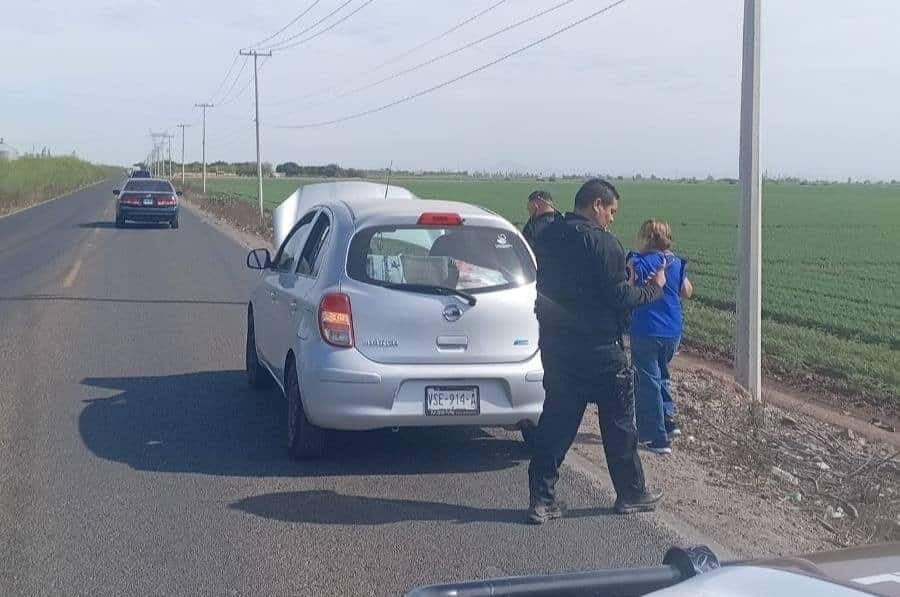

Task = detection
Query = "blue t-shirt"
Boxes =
[627,251,687,338]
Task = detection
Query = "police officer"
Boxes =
[522,190,559,248]
[527,178,667,524]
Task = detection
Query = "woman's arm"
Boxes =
[681,277,693,299]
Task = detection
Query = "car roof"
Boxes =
[343,197,507,230]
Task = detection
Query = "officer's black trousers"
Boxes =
[527,351,647,505]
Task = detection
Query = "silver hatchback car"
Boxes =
[245,181,544,458]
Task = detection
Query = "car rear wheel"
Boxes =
[115,212,125,228]
[246,309,273,389]
[170,215,179,229]
[286,361,325,460]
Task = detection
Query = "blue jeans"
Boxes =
[630,335,680,446]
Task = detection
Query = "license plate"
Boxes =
[425,386,479,416]
[142,198,154,205]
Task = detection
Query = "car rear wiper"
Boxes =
[378,282,477,306]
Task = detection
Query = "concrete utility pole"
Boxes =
[239,49,272,221]
[195,103,214,193]
[176,124,191,186]
[736,0,762,404]
[150,132,167,177]
[166,134,176,178]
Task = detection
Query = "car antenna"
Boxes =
[384,160,393,200]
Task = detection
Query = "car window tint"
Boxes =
[348,225,535,292]
[274,212,317,273]
[123,180,174,193]
[297,214,331,277]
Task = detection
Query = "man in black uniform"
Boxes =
[527,178,667,524]
[522,190,559,248]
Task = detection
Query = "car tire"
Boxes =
[115,212,125,228]
[170,216,179,229]
[246,309,273,389]
[286,360,325,460]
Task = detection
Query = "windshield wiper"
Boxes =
[378,282,477,306]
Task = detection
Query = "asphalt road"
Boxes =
[0,181,689,597]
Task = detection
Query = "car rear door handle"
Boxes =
[437,335,468,350]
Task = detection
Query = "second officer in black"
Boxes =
[527,178,667,524]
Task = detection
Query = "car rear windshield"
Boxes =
[348,225,536,293]
[124,180,174,193]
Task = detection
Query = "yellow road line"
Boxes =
[62,258,83,288]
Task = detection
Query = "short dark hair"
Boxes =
[574,178,619,210]
[527,190,553,204]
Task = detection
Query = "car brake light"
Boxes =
[120,194,141,206]
[417,212,462,226]
[319,293,354,348]
[157,195,177,206]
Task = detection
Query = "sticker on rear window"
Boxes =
[495,233,511,248]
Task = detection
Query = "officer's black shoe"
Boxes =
[614,490,663,515]
[527,500,567,525]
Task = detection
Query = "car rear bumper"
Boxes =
[120,206,178,222]
[297,346,545,431]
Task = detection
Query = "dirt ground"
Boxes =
[574,368,899,557]
[184,188,899,558]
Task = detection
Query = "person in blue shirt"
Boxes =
[627,220,693,454]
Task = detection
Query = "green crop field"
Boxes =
[0,156,118,214]
[188,175,900,401]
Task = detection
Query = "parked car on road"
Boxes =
[129,168,152,178]
[245,181,544,458]
[112,178,181,228]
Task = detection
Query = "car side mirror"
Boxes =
[112,189,120,196]
[247,248,271,270]
[176,190,183,196]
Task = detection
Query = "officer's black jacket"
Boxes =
[522,210,560,248]
[534,212,663,352]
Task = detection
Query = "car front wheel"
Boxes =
[286,361,325,460]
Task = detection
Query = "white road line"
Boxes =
[62,258,83,288]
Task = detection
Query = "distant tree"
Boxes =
[276,161,302,176]
[261,162,274,177]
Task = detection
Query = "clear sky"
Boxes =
[2,0,898,180]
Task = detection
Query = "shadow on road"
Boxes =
[78,221,171,230]
[231,489,613,525]
[0,294,244,306]
[79,370,526,478]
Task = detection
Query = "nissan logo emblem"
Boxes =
[442,304,463,322]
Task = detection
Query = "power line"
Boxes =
[208,54,240,103]
[260,0,356,51]
[218,54,249,105]
[264,0,376,53]
[245,0,323,50]
[263,0,510,108]
[218,56,271,108]
[272,0,630,130]
[279,0,580,114]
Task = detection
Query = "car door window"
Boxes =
[273,211,317,273]
[296,213,331,277]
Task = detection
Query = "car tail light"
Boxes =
[120,194,141,206]
[418,212,462,226]
[157,195,177,206]
[319,293,354,348]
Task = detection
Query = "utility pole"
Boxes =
[165,134,176,178]
[176,124,191,186]
[195,103,214,193]
[239,49,272,221]
[736,0,762,406]
[150,131,167,177]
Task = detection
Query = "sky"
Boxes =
[2,0,899,180]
